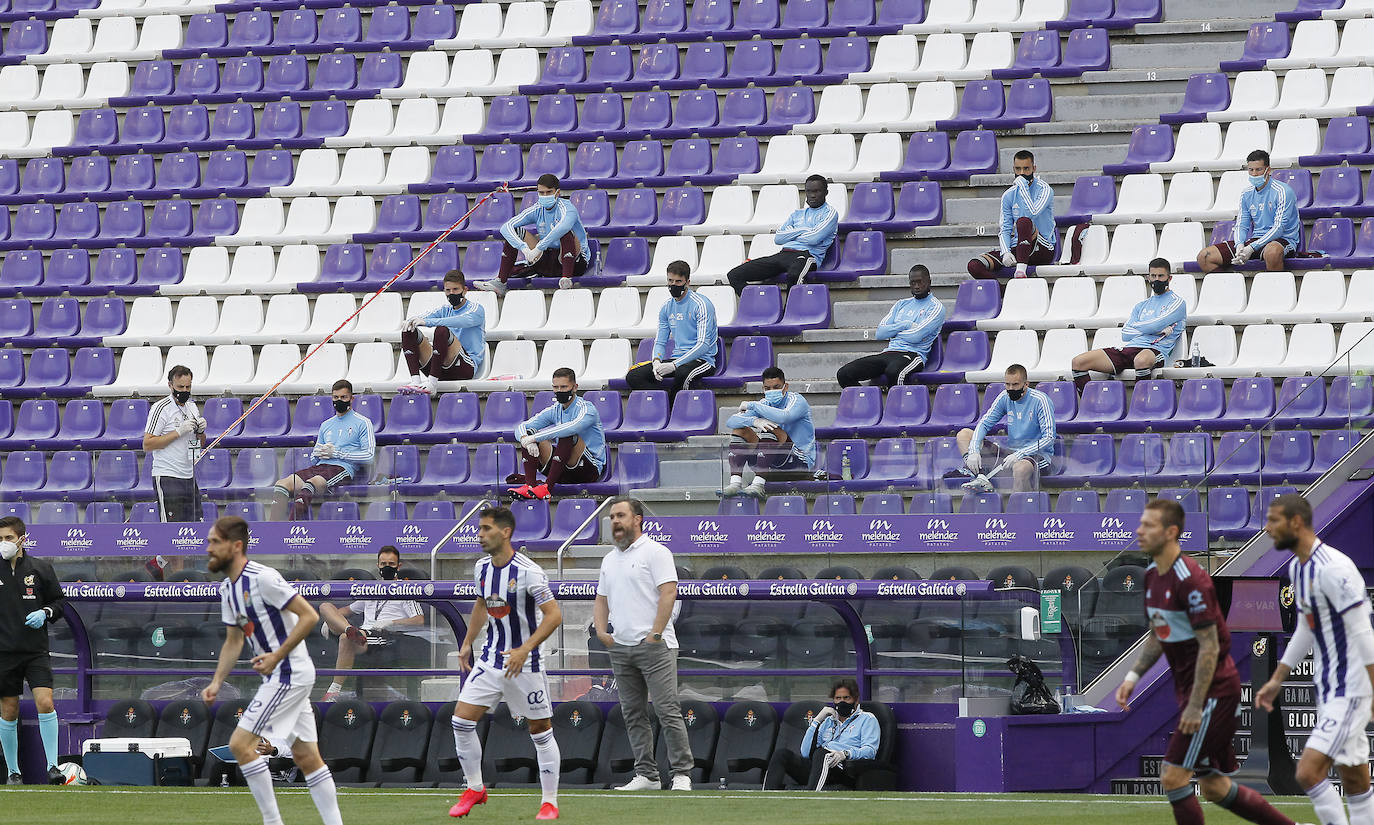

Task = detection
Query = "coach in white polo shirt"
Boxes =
[594,496,694,791]
[142,364,206,523]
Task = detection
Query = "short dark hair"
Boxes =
[831,677,859,699]
[443,270,466,286]
[0,515,26,538]
[666,260,691,279]
[167,365,193,383]
[378,545,400,561]
[1013,149,1035,163]
[481,506,516,533]
[213,515,249,553]
[1148,258,1171,272]
[606,496,644,518]
[1270,493,1313,527]
[552,366,577,383]
[331,379,353,394]
[1004,363,1028,381]
[804,174,829,191]
[761,366,786,383]
[536,173,561,190]
[1145,498,1185,537]
[908,264,930,280]
[1246,149,1271,166]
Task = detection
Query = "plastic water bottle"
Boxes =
[840,453,852,481]
[1061,684,1073,713]
[718,776,728,791]
[1190,342,1201,368]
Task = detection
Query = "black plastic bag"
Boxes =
[1007,654,1059,715]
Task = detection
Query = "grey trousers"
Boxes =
[608,640,694,781]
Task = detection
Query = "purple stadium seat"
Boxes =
[0,160,21,200]
[1206,487,1250,534]
[530,94,578,138]
[883,181,945,231]
[272,8,317,48]
[1302,218,1355,264]
[1313,429,1361,472]
[1059,175,1118,224]
[357,53,403,91]
[1305,169,1362,219]
[0,400,58,448]
[807,494,853,515]
[711,136,761,178]
[645,389,714,441]
[78,301,127,344]
[984,78,1053,129]
[818,387,883,438]
[366,243,416,286]
[587,0,638,41]
[1108,379,1179,432]
[1056,491,1100,513]
[698,336,771,389]
[1335,219,1374,268]
[673,42,727,87]
[473,144,523,187]
[1107,0,1163,26]
[227,9,272,48]
[634,42,681,86]
[34,450,91,499]
[0,299,30,337]
[109,155,154,198]
[180,12,227,50]
[576,44,633,91]
[461,392,525,444]
[997,29,1062,79]
[946,280,1002,329]
[1048,0,1113,30]
[615,390,670,440]
[1006,492,1050,514]
[937,331,991,374]
[1302,116,1370,167]
[414,500,456,520]
[300,100,349,141]
[63,157,109,201]
[956,492,1000,514]
[259,56,309,99]
[372,195,421,236]
[920,383,979,434]
[882,133,951,182]
[765,86,814,131]
[1212,430,1262,483]
[365,6,411,46]
[1170,377,1226,429]
[824,36,871,76]
[720,286,782,336]
[309,54,358,97]
[844,182,894,229]
[318,7,362,47]
[871,385,930,437]
[1272,376,1327,427]
[1218,377,1275,430]
[412,146,476,194]
[927,130,998,181]
[938,81,1006,131]
[1155,432,1213,484]
[1057,434,1115,485]
[770,284,831,335]
[3,19,45,57]
[732,0,780,35]
[580,139,630,185]
[219,57,264,98]
[18,158,63,200]
[121,106,166,149]
[1314,376,1374,428]
[172,58,220,100]
[777,38,826,82]
[534,46,586,92]
[1263,430,1315,482]
[1161,73,1230,125]
[1219,22,1290,72]
[596,237,648,282]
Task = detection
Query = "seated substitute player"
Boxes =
[268,379,376,521]
[1116,500,1303,825]
[477,174,590,296]
[318,545,424,702]
[508,367,608,502]
[0,516,66,785]
[766,678,880,791]
[1197,149,1302,273]
[725,175,839,295]
[836,264,945,388]
[1256,494,1374,825]
[968,150,1058,280]
[624,260,718,399]
[953,363,1056,494]
[400,270,486,395]
[720,367,816,500]
[201,516,343,825]
[448,507,563,821]
[1070,258,1186,394]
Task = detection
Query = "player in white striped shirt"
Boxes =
[449,507,563,821]
[1256,494,1374,825]
[201,516,342,825]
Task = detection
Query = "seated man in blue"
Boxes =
[269,379,376,520]
[478,174,590,296]
[400,270,486,395]
[1197,149,1302,273]
[836,264,946,387]
[1071,258,1186,394]
[953,363,1056,494]
[624,260,718,399]
[766,678,881,791]
[725,175,839,295]
[720,366,815,500]
[509,367,607,502]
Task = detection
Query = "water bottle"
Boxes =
[718,776,728,791]
[1061,684,1073,713]
[840,453,852,481]
[1190,342,1201,368]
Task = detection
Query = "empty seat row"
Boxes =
[1227,18,1374,72]
[0,148,302,203]
[853,29,1099,84]
[1167,67,1374,124]
[0,0,98,23]
[1090,167,1374,225]
[0,61,131,111]
[820,377,1374,441]
[580,0,924,43]
[161,5,459,58]
[1105,119,1318,175]
[798,78,1048,134]
[0,197,239,249]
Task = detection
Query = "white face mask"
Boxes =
[0,540,19,560]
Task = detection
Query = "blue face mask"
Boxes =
[538,194,557,208]
[763,389,784,404]
[1248,174,1267,189]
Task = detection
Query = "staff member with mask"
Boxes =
[143,364,206,523]
[766,678,880,790]
[1070,258,1186,394]
[399,270,486,396]
[508,367,608,502]
[318,546,424,702]
[952,363,1056,494]
[624,260,718,401]
[1197,149,1302,273]
[0,516,67,785]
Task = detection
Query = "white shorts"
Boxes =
[1305,695,1372,767]
[457,661,552,720]
[238,679,318,747]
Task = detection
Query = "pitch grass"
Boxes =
[0,787,1323,825]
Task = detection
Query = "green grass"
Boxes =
[0,787,1322,825]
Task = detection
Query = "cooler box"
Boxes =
[82,737,194,786]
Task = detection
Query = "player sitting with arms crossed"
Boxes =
[448,506,564,821]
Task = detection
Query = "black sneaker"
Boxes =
[47,765,65,785]
[7,772,22,785]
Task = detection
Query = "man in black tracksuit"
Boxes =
[0,516,66,785]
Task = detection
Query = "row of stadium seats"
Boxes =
[1081,168,1374,224]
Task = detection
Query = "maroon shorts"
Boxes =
[293,463,352,489]
[428,351,476,381]
[1103,346,1165,374]
[541,452,605,484]
[1213,236,1298,260]
[1163,692,1241,776]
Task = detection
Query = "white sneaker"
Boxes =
[670,775,691,791]
[421,375,437,395]
[718,481,744,498]
[961,474,994,493]
[475,278,507,296]
[399,375,430,395]
[741,481,767,500]
[616,775,658,791]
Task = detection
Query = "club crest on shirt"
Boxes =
[486,596,510,619]
[23,574,34,587]
[508,577,518,592]
[1151,613,1171,640]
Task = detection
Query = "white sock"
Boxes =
[1348,787,1373,825]
[1306,779,1350,825]
[532,728,560,805]
[749,476,765,487]
[305,765,343,825]
[728,474,742,486]
[451,716,484,790]
[241,758,283,825]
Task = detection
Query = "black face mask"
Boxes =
[333,399,350,414]
[1019,173,1034,184]
[447,293,465,307]
[379,565,399,580]
[834,700,856,719]
[1006,388,1025,401]
[172,390,191,405]
[668,284,687,299]
[1150,280,1169,295]
[555,390,575,404]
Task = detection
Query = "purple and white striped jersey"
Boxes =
[219,561,316,686]
[474,553,555,673]
[1283,541,1374,703]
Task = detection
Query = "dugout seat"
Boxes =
[103,698,157,739]
[483,702,538,786]
[552,700,603,786]
[654,699,718,786]
[422,702,492,787]
[203,698,251,785]
[763,700,824,790]
[710,701,779,788]
[366,701,432,786]
[853,701,899,790]
[319,699,376,784]
[158,699,211,773]
[594,703,659,788]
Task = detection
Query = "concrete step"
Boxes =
[1161,0,1291,23]
[943,195,1074,226]
[1107,41,1244,72]
[657,457,729,489]
[1051,92,1185,123]
[994,144,1131,177]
